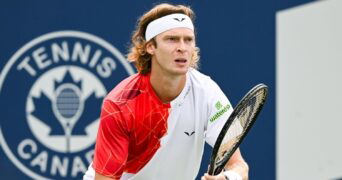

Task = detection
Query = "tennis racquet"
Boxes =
[208,83,268,175]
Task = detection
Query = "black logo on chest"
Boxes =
[184,131,195,136]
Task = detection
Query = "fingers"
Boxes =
[201,173,226,180]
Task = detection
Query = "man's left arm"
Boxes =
[201,148,249,180]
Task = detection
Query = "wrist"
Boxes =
[223,170,242,180]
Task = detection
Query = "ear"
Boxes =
[146,41,155,55]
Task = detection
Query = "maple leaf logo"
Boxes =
[31,70,103,136]
[32,92,64,135]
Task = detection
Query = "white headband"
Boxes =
[145,13,194,41]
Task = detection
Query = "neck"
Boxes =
[150,71,186,103]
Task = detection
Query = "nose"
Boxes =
[177,40,187,53]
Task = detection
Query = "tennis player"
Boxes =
[84,3,248,180]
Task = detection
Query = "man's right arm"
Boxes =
[92,100,130,179]
[95,172,114,180]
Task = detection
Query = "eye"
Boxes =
[168,37,177,41]
[185,37,194,43]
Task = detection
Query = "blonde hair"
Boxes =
[127,3,200,74]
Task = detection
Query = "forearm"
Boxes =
[95,172,116,180]
[224,159,249,180]
[224,149,249,180]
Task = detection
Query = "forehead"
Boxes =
[157,27,195,38]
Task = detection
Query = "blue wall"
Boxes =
[0,0,313,179]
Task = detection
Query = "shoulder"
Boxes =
[105,73,146,104]
[188,69,219,92]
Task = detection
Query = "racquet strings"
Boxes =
[213,88,267,174]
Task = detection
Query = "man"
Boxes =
[84,3,249,180]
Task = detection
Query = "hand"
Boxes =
[201,173,226,180]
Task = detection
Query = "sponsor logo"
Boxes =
[184,131,195,136]
[215,101,223,110]
[0,31,135,179]
[173,17,186,22]
[210,101,230,123]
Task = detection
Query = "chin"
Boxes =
[172,68,188,75]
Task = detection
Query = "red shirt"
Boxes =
[93,73,170,179]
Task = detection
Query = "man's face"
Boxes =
[147,27,195,76]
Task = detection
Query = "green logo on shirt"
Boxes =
[210,101,230,123]
[215,101,223,110]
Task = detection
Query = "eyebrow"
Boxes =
[163,35,194,39]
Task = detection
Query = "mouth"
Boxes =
[174,58,187,63]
